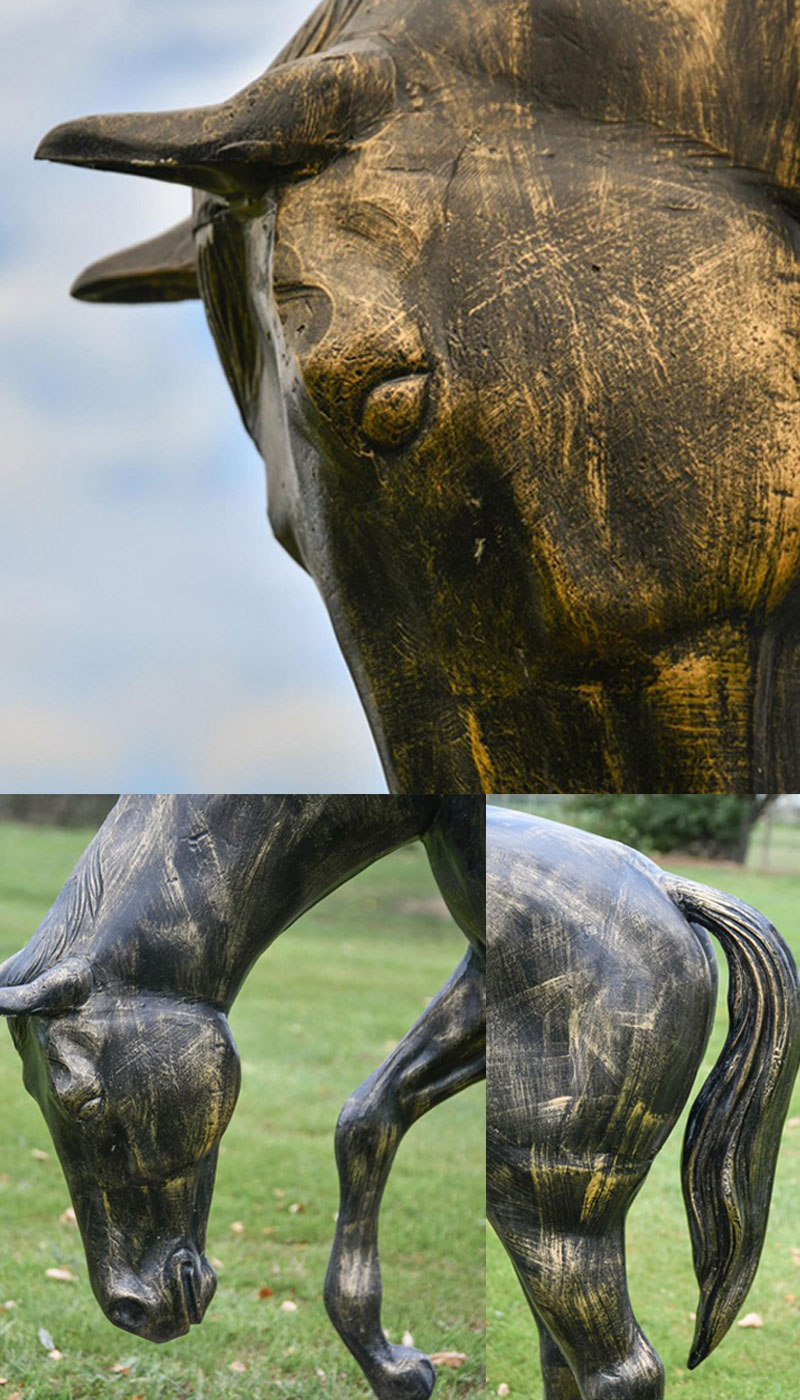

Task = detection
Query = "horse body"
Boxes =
[0,795,485,1400]
[487,804,800,1397]
[35,0,800,791]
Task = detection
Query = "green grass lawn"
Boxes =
[487,857,800,1400]
[746,820,800,875]
[0,821,485,1399]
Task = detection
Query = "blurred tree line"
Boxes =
[490,794,777,862]
[0,796,117,827]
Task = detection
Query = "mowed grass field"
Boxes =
[0,821,485,1399]
[487,844,800,1400]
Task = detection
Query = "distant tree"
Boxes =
[0,796,117,828]
[488,795,569,817]
[569,794,775,862]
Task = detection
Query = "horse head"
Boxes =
[0,960,240,1342]
[35,0,800,790]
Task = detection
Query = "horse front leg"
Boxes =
[324,944,485,1399]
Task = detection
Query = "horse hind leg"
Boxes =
[497,1238,580,1399]
[519,1279,581,1400]
[543,1222,664,1400]
[488,1152,664,1400]
[536,1319,582,1400]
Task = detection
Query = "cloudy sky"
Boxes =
[1,0,386,792]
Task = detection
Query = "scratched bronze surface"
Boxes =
[0,795,485,1400]
[35,0,800,791]
[487,803,800,1396]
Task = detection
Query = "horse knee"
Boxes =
[334,1091,373,1164]
[334,1089,399,1169]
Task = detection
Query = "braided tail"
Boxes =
[664,874,800,1368]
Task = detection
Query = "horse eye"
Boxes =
[77,1095,103,1121]
[361,373,429,449]
[49,1060,103,1120]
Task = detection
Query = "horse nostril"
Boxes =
[180,1260,201,1324]
[108,1296,148,1335]
[172,1247,213,1325]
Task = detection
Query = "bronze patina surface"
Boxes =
[487,803,800,1397]
[0,795,485,1400]
[36,0,800,791]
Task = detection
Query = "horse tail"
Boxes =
[664,874,800,1369]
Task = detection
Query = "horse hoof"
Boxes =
[370,1346,436,1399]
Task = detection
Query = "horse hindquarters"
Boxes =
[487,860,717,1400]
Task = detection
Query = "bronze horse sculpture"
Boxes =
[0,795,485,1399]
[487,804,800,1398]
[35,0,800,793]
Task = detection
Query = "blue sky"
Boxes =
[0,0,386,792]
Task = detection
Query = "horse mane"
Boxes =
[62,837,105,944]
[275,0,365,63]
[0,837,104,987]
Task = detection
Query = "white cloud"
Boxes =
[200,693,386,792]
[0,0,386,793]
[0,685,385,792]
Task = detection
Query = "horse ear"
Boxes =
[35,49,395,198]
[0,958,93,1017]
[70,218,199,304]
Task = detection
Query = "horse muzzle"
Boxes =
[105,1247,217,1343]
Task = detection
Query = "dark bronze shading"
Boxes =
[487,803,800,1397]
[36,0,800,791]
[0,795,485,1400]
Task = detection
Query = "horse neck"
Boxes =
[13,795,439,1010]
[423,796,486,949]
[194,794,439,1005]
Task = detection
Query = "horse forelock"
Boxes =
[0,839,105,990]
